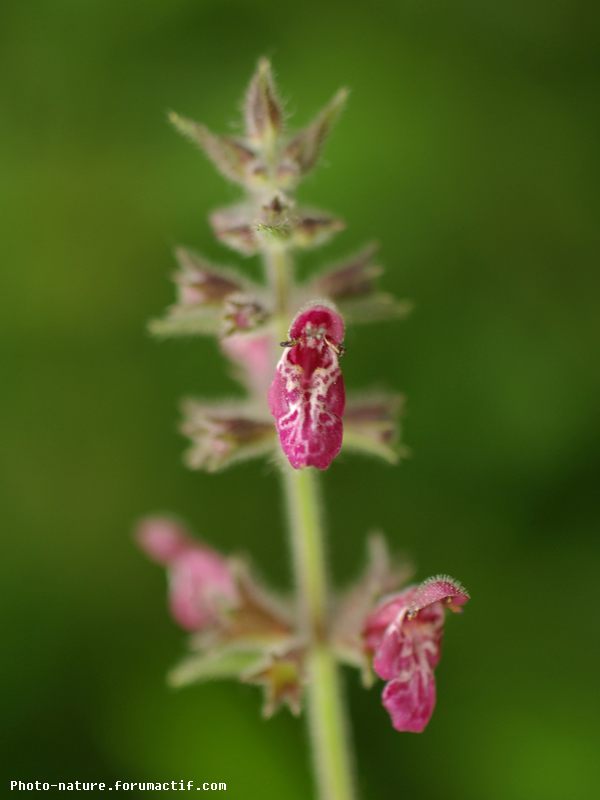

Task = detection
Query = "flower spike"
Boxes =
[138,60,470,784]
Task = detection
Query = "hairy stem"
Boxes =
[282,466,329,637]
[263,243,356,800]
[264,246,291,329]
[282,466,356,800]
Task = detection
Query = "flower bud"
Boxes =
[135,517,238,631]
[135,516,191,565]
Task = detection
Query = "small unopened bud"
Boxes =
[244,58,283,147]
[181,400,275,472]
[135,517,238,631]
[135,516,191,565]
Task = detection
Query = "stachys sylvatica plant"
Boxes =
[136,59,470,800]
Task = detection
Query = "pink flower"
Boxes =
[221,332,273,395]
[135,517,238,631]
[364,574,469,733]
[268,303,346,470]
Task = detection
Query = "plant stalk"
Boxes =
[263,243,357,800]
[282,466,356,800]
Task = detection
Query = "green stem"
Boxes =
[282,466,329,637]
[282,466,356,800]
[263,242,356,800]
[264,246,290,331]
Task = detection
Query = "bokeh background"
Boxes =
[3,1,599,798]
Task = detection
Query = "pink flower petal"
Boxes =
[407,574,470,618]
[363,587,416,653]
[168,548,237,631]
[382,668,437,733]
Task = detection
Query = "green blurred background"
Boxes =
[2,1,599,798]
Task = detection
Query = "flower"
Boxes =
[135,517,238,631]
[268,303,346,470]
[363,574,469,732]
